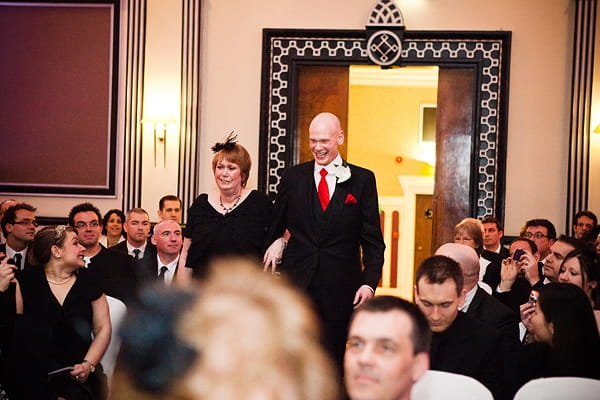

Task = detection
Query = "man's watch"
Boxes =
[83,359,95,373]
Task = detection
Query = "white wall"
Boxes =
[198,0,574,235]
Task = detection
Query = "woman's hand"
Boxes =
[520,301,535,332]
[70,361,93,382]
[263,238,286,274]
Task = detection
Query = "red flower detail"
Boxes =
[344,193,358,204]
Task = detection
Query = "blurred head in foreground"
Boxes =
[112,256,339,400]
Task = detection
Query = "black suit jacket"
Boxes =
[467,287,521,399]
[138,254,178,285]
[0,243,33,270]
[266,160,385,320]
[87,247,138,305]
[430,312,504,399]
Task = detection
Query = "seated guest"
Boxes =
[414,255,504,399]
[518,283,600,386]
[113,208,156,262]
[141,220,182,286]
[558,249,600,331]
[453,218,497,291]
[481,216,510,264]
[572,210,597,240]
[0,199,17,244]
[112,257,338,400]
[345,295,430,400]
[542,235,586,283]
[0,202,37,270]
[99,209,126,248]
[157,195,182,223]
[69,202,137,305]
[6,226,111,399]
[494,237,543,314]
[520,218,557,262]
[435,243,520,398]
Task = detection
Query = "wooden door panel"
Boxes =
[297,65,348,163]
[432,68,476,251]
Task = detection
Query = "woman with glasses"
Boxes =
[1,225,111,399]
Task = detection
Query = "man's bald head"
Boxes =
[435,243,480,290]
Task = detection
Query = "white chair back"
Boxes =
[100,295,127,385]
[513,377,600,400]
[410,370,493,400]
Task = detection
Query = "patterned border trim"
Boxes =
[259,30,510,219]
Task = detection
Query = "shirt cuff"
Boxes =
[360,284,375,294]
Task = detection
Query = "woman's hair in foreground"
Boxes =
[112,256,339,400]
[538,282,600,378]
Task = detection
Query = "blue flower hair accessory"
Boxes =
[118,285,198,392]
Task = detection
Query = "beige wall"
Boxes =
[10,0,584,236]
[200,0,574,235]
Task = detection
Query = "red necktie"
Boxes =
[318,168,330,210]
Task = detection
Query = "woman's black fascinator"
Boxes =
[211,131,237,153]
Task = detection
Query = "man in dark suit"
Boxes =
[264,112,385,369]
[481,216,510,265]
[68,202,138,305]
[140,219,181,286]
[0,203,37,270]
[414,255,503,399]
[436,243,519,399]
[112,207,156,262]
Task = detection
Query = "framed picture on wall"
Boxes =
[419,104,436,143]
[0,0,120,196]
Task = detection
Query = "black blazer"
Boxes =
[111,240,157,262]
[430,312,504,399]
[0,244,33,270]
[138,254,178,285]
[88,247,138,305]
[266,160,385,320]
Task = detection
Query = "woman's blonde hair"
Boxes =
[113,257,338,400]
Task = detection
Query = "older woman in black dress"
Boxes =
[177,135,272,283]
[6,225,111,399]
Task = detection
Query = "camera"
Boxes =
[528,290,539,306]
[513,248,526,262]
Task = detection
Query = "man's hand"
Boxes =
[0,256,16,292]
[353,285,374,308]
[499,257,518,291]
[263,238,286,274]
[518,251,540,286]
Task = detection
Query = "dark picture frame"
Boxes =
[0,0,120,196]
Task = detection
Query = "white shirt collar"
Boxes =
[460,284,478,312]
[157,255,179,285]
[127,241,147,257]
[313,154,343,174]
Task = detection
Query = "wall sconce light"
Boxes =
[594,124,600,134]
[141,118,176,167]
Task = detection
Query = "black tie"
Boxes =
[158,266,168,284]
[13,253,22,269]
[132,249,141,260]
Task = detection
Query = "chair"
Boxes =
[513,377,600,400]
[100,296,127,385]
[410,370,493,400]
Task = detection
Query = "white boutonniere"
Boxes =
[334,162,351,183]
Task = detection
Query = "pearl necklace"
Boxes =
[219,195,241,214]
[47,274,74,285]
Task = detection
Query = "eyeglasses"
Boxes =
[12,219,38,227]
[524,232,548,239]
[74,221,100,229]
